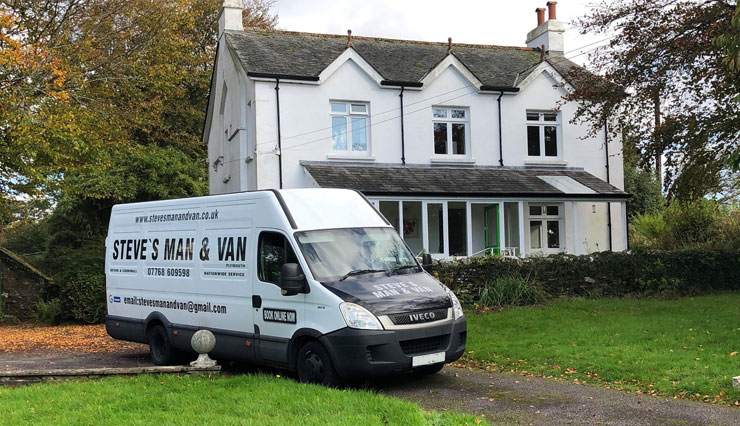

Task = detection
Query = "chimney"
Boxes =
[536,8,545,26]
[526,2,565,55]
[218,0,243,38]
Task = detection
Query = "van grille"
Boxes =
[400,335,446,355]
[389,309,448,325]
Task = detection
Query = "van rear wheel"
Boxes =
[147,324,177,365]
[297,341,340,387]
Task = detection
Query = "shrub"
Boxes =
[664,199,721,247]
[60,273,107,324]
[479,275,545,307]
[33,298,64,324]
[429,249,740,305]
[631,199,738,250]
[631,212,668,249]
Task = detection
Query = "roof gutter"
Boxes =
[247,72,319,82]
[380,80,423,88]
[359,191,631,200]
[480,85,519,93]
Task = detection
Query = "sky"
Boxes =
[271,0,610,66]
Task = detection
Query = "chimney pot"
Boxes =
[546,1,557,21]
[536,8,546,26]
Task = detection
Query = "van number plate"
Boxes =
[412,351,445,367]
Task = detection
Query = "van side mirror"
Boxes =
[280,263,307,296]
[421,253,433,269]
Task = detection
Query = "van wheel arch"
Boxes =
[144,311,172,333]
[288,329,324,371]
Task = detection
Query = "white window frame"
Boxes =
[527,202,563,253]
[525,111,562,160]
[329,101,370,154]
[432,106,470,158]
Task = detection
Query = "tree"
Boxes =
[1,7,100,219]
[0,0,277,223]
[0,0,277,322]
[565,0,740,202]
[715,1,740,74]
[623,163,664,221]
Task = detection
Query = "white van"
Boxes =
[105,188,466,384]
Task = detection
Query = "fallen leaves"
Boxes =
[0,324,146,353]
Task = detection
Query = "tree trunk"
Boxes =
[653,91,662,187]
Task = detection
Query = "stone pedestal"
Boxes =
[190,330,217,368]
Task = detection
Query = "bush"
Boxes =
[479,275,545,307]
[631,212,668,248]
[664,199,721,247]
[33,298,64,324]
[429,249,740,305]
[631,200,739,250]
[60,273,107,324]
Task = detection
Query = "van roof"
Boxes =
[278,188,389,231]
[110,188,390,232]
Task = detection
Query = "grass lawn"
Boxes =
[0,374,480,425]
[464,293,740,405]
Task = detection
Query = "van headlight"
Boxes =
[445,287,464,320]
[340,302,383,330]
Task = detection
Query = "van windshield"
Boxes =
[294,227,420,282]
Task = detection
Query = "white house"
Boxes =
[203,0,629,259]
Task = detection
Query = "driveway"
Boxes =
[373,366,740,425]
[1,324,739,425]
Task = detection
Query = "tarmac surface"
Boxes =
[2,347,739,425]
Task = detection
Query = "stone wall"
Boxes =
[0,248,49,321]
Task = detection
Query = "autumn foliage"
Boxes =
[564,0,740,201]
[0,1,277,323]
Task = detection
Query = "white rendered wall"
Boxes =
[216,52,623,191]
[207,41,253,195]
[207,49,628,251]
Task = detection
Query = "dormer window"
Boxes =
[526,111,560,158]
[432,107,469,156]
[330,101,369,153]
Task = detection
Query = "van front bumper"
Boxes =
[319,317,467,379]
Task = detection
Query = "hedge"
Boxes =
[427,249,740,305]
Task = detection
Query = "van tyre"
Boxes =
[414,363,445,375]
[297,341,340,386]
[147,324,177,365]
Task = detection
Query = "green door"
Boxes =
[483,205,500,255]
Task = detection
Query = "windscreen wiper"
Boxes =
[338,269,385,281]
[388,264,421,276]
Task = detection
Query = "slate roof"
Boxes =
[224,30,583,89]
[302,163,629,199]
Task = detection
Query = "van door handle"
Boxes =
[252,295,262,308]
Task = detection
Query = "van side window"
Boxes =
[258,231,298,285]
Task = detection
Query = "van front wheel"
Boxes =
[297,341,340,386]
[147,324,176,365]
